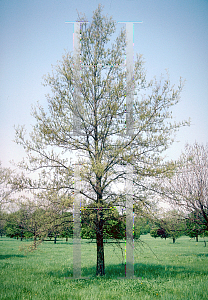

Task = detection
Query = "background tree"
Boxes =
[0,210,7,237]
[158,211,185,243]
[134,215,154,236]
[200,230,208,247]
[0,162,13,208]
[22,191,74,247]
[185,211,207,242]
[158,143,208,232]
[46,208,73,244]
[150,210,185,243]
[4,207,31,240]
[59,212,73,242]
[134,193,159,238]
[150,227,159,239]
[14,6,187,276]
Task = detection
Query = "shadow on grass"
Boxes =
[47,261,208,281]
[43,240,73,245]
[0,254,25,260]
[43,239,126,246]
[134,263,185,279]
[196,253,208,257]
[47,264,123,279]
[135,262,208,278]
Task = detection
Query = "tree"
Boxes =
[0,210,7,237]
[14,5,187,276]
[20,193,73,247]
[0,162,13,207]
[134,215,154,236]
[59,212,73,242]
[46,208,73,244]
[185,211,207,242]
[159,143,208,234]
[157,211,185,243]
[4,208,30,240]
[200,231,208,247]
[150,210,185,243]
[150,228,159,239]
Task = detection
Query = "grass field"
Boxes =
[0,235,208,299]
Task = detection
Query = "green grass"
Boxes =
[0,235,208,299]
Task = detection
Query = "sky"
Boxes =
[0,0,208,168]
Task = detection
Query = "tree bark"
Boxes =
[173,237,175,244]
[96,208,105,276]
[196,235,198,242]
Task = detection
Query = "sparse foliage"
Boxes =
[14,5,187,275]
[158,143,208,233]
[0,162,13,207]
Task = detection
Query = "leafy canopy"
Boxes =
[14,5,187,208]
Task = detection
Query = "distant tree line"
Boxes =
[0,204,155,243]
[1,205,207,247]
[150,210,208,245]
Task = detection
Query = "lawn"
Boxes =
[0,235,207,299]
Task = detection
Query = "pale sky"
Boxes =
[0,0,208,168]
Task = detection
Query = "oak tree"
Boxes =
[14,5,187,275]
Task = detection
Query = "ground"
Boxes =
[0,235,208,299]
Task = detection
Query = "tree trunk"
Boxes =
[196,235,198,242]
[54,235,57,244]
[66,236,68,242]
[173,237,175,244]
[204,240,206,247]
[96,209,105,276]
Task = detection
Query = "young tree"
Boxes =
[185,211,207,242]
[150,210,185,243]
[26,191,73,247]
[159,211,185,243]
[14,6,187,275]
